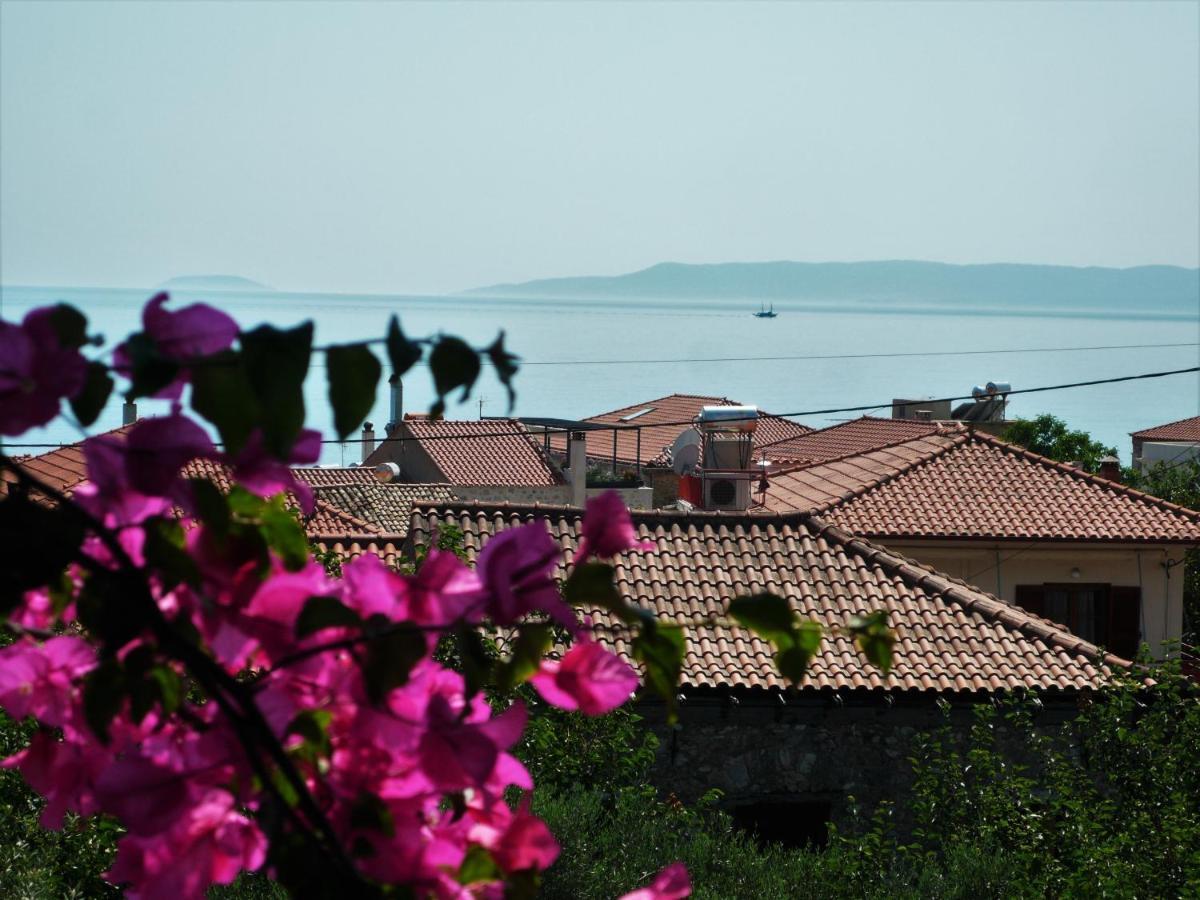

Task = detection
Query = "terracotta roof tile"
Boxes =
[406,501,1122,694]
[1132,415,1200,442]
[292,466,381,486]
[312,482,457,536]
[365,418,562,486]
[549,393,811,469]
[764,432,1200,543]
[1,425,136,501]
[759,415,964,464]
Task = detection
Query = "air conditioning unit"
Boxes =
[704,476,750,511]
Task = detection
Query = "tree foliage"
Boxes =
[1001,413,1117,471]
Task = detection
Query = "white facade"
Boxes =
[881,540,1188,660]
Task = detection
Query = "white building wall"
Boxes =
[881,541,1187,659]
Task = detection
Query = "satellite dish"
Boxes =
[671,429,702,475]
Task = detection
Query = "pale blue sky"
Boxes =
[1,1,1197,294]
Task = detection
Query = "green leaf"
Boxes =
[457,846,501,885]
[429,336,481,404]
[563,562,624,610]
[240,322,313,458]
[729,593,797,646]
[142,517,201,589]
[258,495,309,571]
[495,624,553,691]
[633,621,685,723]
[82,661,126,743]
[69,362,113,427]
[187,477,232,535]
[484,331,519,413]
[348,791,395,838]
[296,595,363,638]
[121,332,181,400]
[0,491,85,616]
[47,303,89,349]
[326,343,382,439]
[455,627,493,699]
[285,709,333,758]
[147,665,182,714]
[775,622,823,683]
[190,350,260,455]
[362,623,427,704]
[849,610,895,674]
[386,316,423,377]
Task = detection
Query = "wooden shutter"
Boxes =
[1107,586,1141,659]
[1014,585,1046,616]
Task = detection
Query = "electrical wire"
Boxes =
[2,365,1197,451]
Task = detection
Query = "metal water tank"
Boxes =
[696,405,758,433]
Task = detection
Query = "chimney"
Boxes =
[386,373,403,435]
[361,422,375,463]
[567,431,588,508]
[1097,455,1122,483]
[122,400,138,426]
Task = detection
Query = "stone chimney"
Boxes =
[122,400,138,426]
[567,431,588,508]
[1097,455,1122,483]
[386,374,403,435]
[361,422,375,463]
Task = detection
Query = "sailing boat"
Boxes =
[754,301,777,319]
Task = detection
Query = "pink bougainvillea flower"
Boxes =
[140,293,238,361]
[529,640,638,715]
[620,862,692,900]
[0,308,88,436]
[575,490,653,562]
[125,412,216,497]
[398,549,483,627]
[0,636,97,729]
[113,293,239,400]
[229,427,321,513]
[475,522,575,629]
[490,801,560,873]
[340,552,407,619]
[105,791,267,899]
[3,729,109,828]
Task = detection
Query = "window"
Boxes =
[618,407,655,422]
[731,800,833,849]
[1015,584,1141,658]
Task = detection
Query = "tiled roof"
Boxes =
[405,502,1120,694]
[364,418,563,487]
[759,416,961,464]
[1,425,136,501]
[314,538,406,570]
[1132,415,1200,443]
[312,482,457,536]
[764,432,1200,544]
[293,466,381,486]
[549,394,811,469]
[4,427,382,540]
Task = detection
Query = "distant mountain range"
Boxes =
[160,275,272,291]
[465,260,1199,313]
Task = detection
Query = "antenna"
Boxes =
[477,395,488,420]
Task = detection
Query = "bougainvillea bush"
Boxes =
[0,295,889,898]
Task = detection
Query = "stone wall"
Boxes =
[448,484,655,509]
[639,695,1076,836]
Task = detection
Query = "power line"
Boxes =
[295,341,1200,369]
[4,364,1198,450]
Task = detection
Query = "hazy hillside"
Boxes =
[160,275,272,291]
[466,261,1199,313]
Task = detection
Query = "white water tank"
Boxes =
[697,405,758,433]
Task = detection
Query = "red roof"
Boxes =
[759,416,961,464]
[365,418,562,487]
[550,393,811,469]
[1,425,136,501]
[1132,415,1200,443]
[405,502,1122,693]
[292,466,381,487]
[763,431,1200,544]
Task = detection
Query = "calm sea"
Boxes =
[3,284,1198,466]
